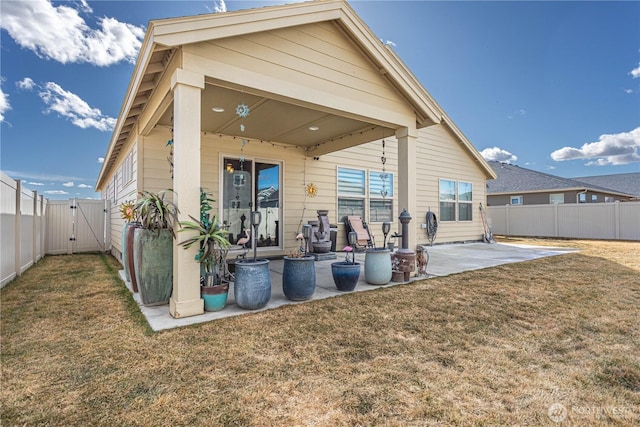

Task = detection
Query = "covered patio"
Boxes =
[125,242,578,331]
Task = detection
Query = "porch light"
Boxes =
[226,163,234,173]
[348,231,357,248]
[302,224,312,256]
[308,126,320,131]
[251,211,262,262]
[382,222,391,248]
[212,107,225,113]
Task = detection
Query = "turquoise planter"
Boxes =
[282,256,316,301]
[133,228,173,306]
[234,259,271,310]
[202,282,229,312]
[364,248,392,285]
[331,261,361,292]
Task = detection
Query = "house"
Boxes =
[486,161,636,206]
[572,173,640,201]
[96,0,495,318]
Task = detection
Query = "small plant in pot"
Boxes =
[178,189,231,312]
[331,232,361,292]
[282,225,316,301]
[132,190,178,306]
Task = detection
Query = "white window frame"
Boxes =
[368,169,394,223]
[337,167,366,220]
[458,181,473,222]
[549,193,564,204]
[439,179,457,222]
[121,151,133,187]
[510,195,523,205]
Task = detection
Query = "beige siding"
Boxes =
[183,20,414,125]
[415,124,486,244]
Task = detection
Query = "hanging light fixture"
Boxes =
[380,136,388,199]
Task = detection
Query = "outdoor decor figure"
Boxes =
[311,210,332,254]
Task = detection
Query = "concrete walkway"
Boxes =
[122,242,577,331]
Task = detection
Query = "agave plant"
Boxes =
[178,189,231,282]
[133,190,179,236]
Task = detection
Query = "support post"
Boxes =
[14,180,21,278]
[396,125,418,250]
[169,68,205,319]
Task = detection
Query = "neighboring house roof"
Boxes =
[572,173,640,197]
[486,162,636,198]
[95,0,495,190]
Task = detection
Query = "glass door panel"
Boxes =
[255,162,280,248]
[222,158,252,245]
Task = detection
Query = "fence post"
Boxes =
[553,203,559,237]
[32,190,37,266]
[67,198,75,255]
[505,204,510,236]
[614,201,620,240]
[14,180,21,278]
[40,196,45,260]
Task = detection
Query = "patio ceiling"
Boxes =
[156,82,394,152]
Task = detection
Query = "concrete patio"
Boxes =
[121,242,577,331]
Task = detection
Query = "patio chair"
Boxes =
[344,215,375,251]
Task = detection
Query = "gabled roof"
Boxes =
[572,172,640,197]
[486,162,635,198]
[96,0,495,189]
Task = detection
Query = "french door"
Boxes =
[222,157,281,249]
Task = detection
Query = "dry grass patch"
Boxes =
[2,240,639,426]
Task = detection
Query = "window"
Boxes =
[511,195,523,205]
[338,167,366,220]
[591,194,598,202]
[439,179,456,221]
[549,193,564,204]
[579,193,586,203]
[369,170,393,222]
[440,179,473,221]
[121,151,133,186]
[458,181,473,221]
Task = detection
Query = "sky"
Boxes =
[1,0,639,200]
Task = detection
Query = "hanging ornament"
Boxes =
[305,183,318,198]
[236,103,250,118]
[380,138,388,199]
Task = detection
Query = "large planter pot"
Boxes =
[234,259,271,310]
[282,256,316,301]
[331,261,361,292]
[126,222,141,292]
[121,222,133,283]
[202,281,229,312]
[133,228,173,306]
[364,248,392,285]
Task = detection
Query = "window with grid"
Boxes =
[337,167,365,220]
[121,151,133,186]
[458,181,473,221]
[369,170,393,222]
[439,179,456,222]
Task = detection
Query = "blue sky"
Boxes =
[1,0,638,200]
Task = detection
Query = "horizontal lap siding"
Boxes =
[185,21,411,117]
[416,125,486,244]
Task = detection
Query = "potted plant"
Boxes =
[132,189,178,306]
[281,226,316,301]
[233,210,271,310]
[119,200,138,291]
[330,231,361,292]
[178,189,231,312]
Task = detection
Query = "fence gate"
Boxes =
[46,199,109,254]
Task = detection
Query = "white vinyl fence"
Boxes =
[487,201,640,241]
[1,173,48,288]
[1,172,110,288]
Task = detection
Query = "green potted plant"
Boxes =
[132,189,178,306]
[178,189,231,311]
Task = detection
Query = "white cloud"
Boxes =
[98,157,105,163]
[507,109,527,120]
[550,127,640,165]
[0,0,144,66]
[62,181,74,187]
[0,82,10,122]
[16,77,36,91]
[546,165,556,170]
[77,184,92,189]
[44,190,69,195]
[480,147,518,163]
[631,64,640,79]
[384,40,397,47]
[39,82,116,131]
[624,88,633,94]
[28,182,45,186]
[213,0,227,13]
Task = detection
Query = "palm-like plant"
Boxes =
[178,189,231,284]
[134,190,179,236]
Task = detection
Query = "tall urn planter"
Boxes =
[121,222,133,283]
[133,228,173,306]
[234,259,271,310]
[282,256,316,301]
[126,222,141,292]
[364,248,392,285]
